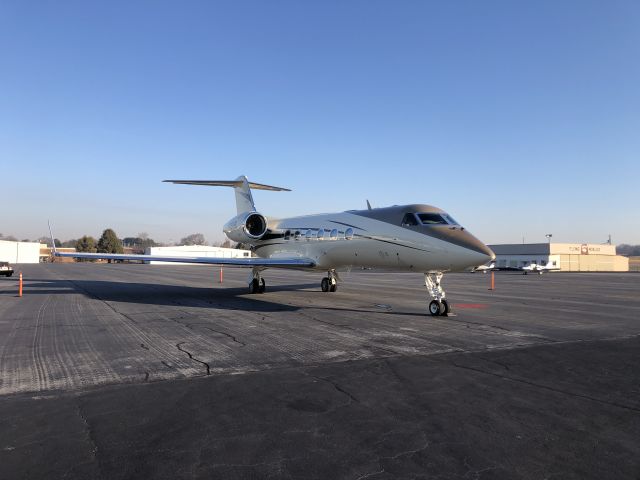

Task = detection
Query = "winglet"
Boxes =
[48,220,57,254]
[366,199,372,210]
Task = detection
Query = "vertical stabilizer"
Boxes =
[233,176,256,214]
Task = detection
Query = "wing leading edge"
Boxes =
[53,251,315,268]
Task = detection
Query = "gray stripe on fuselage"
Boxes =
[254,234,430,253]
[329,220,367,231]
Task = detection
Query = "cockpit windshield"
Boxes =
[442,214,459,225]
[401,213,419,226]
[417,213,460,226]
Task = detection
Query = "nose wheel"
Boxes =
[425,272,450,316]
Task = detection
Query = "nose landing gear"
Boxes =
[425,272,449,316]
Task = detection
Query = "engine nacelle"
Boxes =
[223,212,269,243]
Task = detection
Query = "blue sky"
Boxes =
[1,1,638,245]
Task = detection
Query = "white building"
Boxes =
[489,243,629,272]
[144,245,252,265]
[0,240,43,264]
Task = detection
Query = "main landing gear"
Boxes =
[248,268,266,294]
[321,270,338,292]
[425,272,450,316]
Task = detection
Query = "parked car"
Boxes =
[0,262,14,277]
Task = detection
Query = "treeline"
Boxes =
[3,231,237,250]
[617,244,640,257]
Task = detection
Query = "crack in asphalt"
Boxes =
[354,439,430,480]
[445,360,640,413]
[176,342,211,375]
[76,400,98,459]
[481,357,511,371]
[191,325,246,347]
[355,468,385,480]
[311,375,360,404]
[462,457,503,479]
[167,313,247,347]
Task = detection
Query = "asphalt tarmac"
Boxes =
[1,264,639,479]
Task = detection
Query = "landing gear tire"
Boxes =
[250,278,266,294]
[329,283,337,292]
[439,299,449,316]
[321,277,330,292]
[429,300,441,316]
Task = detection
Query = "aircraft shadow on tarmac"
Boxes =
[1,277,429,317]
[1,278,317,312]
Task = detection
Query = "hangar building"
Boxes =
[489,243,629,272]
[0,240,43,264]
[144,245,251,265]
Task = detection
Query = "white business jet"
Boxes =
[471,262,496,273]
[52,176,494,316]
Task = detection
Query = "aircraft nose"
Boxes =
[417,225,494,268]
[476,243,495,264]
[452,230,495,265]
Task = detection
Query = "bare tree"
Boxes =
[180,233,206,246]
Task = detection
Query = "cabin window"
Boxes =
[317,228,325,240]
[417,213,448,225]
[305,230,314,240]
[345,228,354,240]
[401,213,418,226]
[330,229,338,239]
[294,230,301,240]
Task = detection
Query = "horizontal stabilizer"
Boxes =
[163,180,290,192]
[164,175,290,214]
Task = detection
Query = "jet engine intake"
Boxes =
[223,212,269,243]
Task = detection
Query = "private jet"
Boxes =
[52,176,494,316]
[471,262,496,273]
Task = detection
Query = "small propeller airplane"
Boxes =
[51,176,494,316]
[520,261,560,275]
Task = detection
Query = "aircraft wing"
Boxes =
[53,251,316,268]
